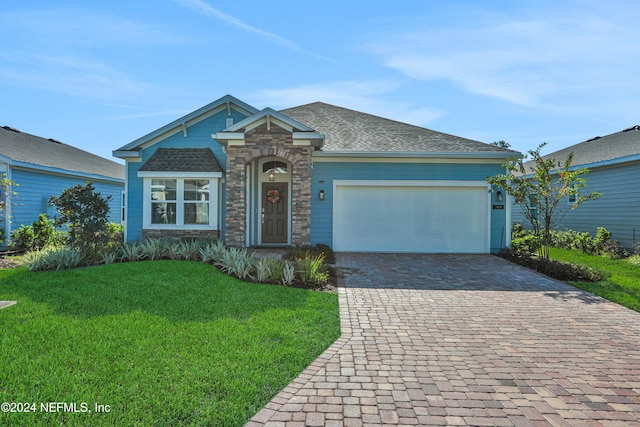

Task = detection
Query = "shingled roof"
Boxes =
[0,126,124,180]
[280,102,515,154]
[539,125,640,167]
[139,148,222,173]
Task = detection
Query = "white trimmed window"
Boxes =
[141,176,219,229]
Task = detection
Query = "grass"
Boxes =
[549,247,640,312]
[0,261,340,426]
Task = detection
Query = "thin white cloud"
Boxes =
[0,53,150,101]
[171,0,295,48]
[170,0,335,62]
[253,81,445,126]
[0,9,183,46]
[0,8,181,102]
[366,3,640,110]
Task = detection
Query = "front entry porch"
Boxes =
[218,117,318,248]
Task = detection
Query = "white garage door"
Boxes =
[333,181,490,253]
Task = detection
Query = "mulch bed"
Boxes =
[0,257,19,269]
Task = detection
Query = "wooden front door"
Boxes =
[262,182,288,244]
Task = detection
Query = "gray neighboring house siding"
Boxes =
[1,126,125,246]
[512,126,640,249]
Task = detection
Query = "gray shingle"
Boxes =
[0,126,124,180]
[280,102,515,153]
[539,125,640,167]
[139,148,222,172]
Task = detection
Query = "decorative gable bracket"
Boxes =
[212,108,324,149]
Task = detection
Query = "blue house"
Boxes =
[114,95,515,253]
[513,126,640,250]
[1,126,125,246]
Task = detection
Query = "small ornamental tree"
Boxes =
[50,182,111,255]
[487,143,601,260]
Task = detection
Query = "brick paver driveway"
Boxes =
[247,254,640,426]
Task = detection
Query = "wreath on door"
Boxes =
[266,188,281,204]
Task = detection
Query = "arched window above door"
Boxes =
[262,161,288,174]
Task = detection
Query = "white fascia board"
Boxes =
[569,153,640,171]
[212,132,245,144]
[137,171,223,178]
[113,150,141,159]
[225,108,314,133]
[115,95,259,151]
[333,179,490,188]
[313,151,517,159]
[0,154,13,165]
[293,132,324,148]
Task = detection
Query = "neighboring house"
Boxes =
[513,126,640,250]
[114,94,516,253]
[1,126,125,246]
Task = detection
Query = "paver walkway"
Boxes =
[246,253,640,426]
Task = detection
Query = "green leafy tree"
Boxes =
[491,140,511,149]
[487,143,601,260]
[50,182,111,255]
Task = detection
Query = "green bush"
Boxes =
[120,241,144,262]
[23,246,85,271]
[10,214,65,251]
[50,182,111,256]
[295,252,329,285]
[499,248,604,282]
[552,227,627,258]
[628,255,640,267]
[10,224,35,251]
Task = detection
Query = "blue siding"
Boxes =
[512,161,640,249]
[125,160,144,241]
[310,161,507,253]
[124,109,247,241]
[8,167,123,232]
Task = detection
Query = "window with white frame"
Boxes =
[183,179,210,224]
[144,177,218,229]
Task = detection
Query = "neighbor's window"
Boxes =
[184,179,210,224]
[568,186,578,206]
[151,179,177,224]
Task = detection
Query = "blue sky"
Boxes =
[1,0,638,162]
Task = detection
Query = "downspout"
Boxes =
[1,164,12,247]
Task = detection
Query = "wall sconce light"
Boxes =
[268,172,275,181]
[496,190,503,202]
[319,190,325,201]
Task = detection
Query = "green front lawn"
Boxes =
[0,261,340,426]
[550,247,640,312]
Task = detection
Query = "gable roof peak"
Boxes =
[223,107,316,133]
[114,94,259,154]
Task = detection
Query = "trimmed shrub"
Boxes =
[10,224,35,251]
[23,247,85,271]
[295,252,329,285]
[499,248,605,282]
[552,227,627,258]
[10,214,65,251]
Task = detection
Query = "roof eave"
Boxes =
[114,95,259,152]
[9,160,125,182]
[313,151,520,159]
[113,150,141,159]
[224,108,315,133]
[568,153,640,171]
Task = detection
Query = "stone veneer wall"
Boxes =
[142,229,219,241]
[225,123,313,247]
